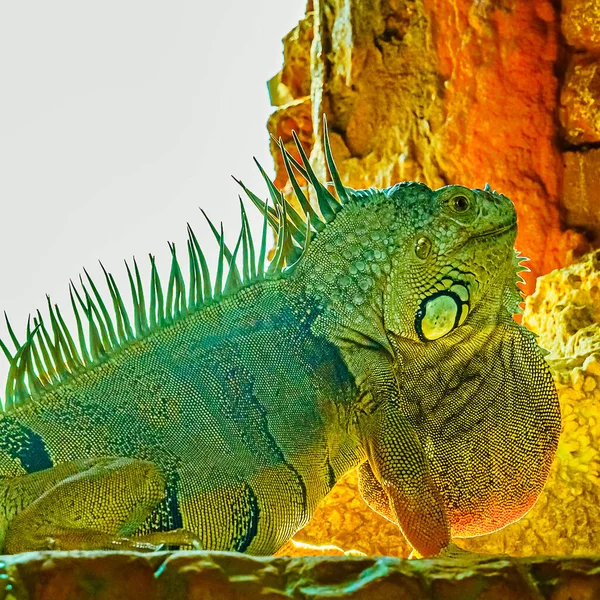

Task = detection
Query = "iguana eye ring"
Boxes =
[451,195,470,212]
[415,237,432,259]
[414,283,470,342]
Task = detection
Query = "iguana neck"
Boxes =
[387,275,521,421]
[288,198,397,353]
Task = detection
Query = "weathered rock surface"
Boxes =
[268,0,588,291]
[560,54,600,145]
[562,149,600,236]
[562,0,600,50]
[1,551,600,600]
[560,0,600,239]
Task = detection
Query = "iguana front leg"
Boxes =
[2,457,200,553]
[359,400,452,557]
[357,461,394,521]
[359,460,474,558]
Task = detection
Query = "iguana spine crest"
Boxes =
[0,120,350,411]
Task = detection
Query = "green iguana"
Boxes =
[0,123,560,558]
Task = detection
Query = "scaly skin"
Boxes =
[0,159,560,557]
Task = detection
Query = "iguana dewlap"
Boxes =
[0,124,560,558]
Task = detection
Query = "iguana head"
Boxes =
[382,182,518,343]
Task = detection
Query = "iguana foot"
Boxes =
[133,528,203,550]
[409,542,503,560]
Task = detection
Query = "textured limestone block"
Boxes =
[560,54,600,145]
[2,551,600,600]
[268,13,314,108]
[563,0,600,50]
[281,12,314,100]
[562,150,600,235]
[524,250,600,364]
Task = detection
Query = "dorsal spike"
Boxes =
[171,245,187,319]
[24,319,43,397]
[28,319,51,388]
[5,345,24,409]
[187,225,212,303]
[33,310,57,383]
[232,177,280,231]
[37,316,62,381]
[214,224,225,298]
[13,331,35,406]
[54,304,82,372]
[84,268,118,347]
[109,272,134,341]
[253,158,283,209]
[239,200,250,282]
[252,158,307,247]
[4,343,24,410]
[322,116,350,205]
[85,298,106,361]
[267,205,287,276]
[99,263,129,343]
[69,281,92,354]
[44,296,69,378]
[68,287,103,361]
[187,239,198,310]
[125,261,146,337]
[133,259,150,330]
[165,245,177,323]
[46,296,75,374]
[149,254,165,327]
[35,313,59,382]
[257,198,270,279]
[149,255,158,328]
[0,337,12,363]
[239,199,256,281]
[201,210,235,265]
[292,130,340,222]
[278,139,325,233]
[4,313,20,352]
[69,284,89,361]
[78,280,112,352]
[271,133,310,181]
[224,226,244,293]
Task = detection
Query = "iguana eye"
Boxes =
[451,195,470,212]
[415,237,431,259]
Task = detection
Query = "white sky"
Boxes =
[0,1,306,393]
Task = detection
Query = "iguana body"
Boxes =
[0,127,560,557]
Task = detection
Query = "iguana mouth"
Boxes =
[471,221,517,239]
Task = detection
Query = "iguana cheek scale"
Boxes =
[0,121,560,558]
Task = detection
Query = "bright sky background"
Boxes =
[0,1,306,393]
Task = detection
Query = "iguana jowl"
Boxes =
[0,124,560,557]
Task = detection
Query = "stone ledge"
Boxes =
[0,551,598,600]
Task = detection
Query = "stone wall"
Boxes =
[561,0,600,239]
[2,551,600,599]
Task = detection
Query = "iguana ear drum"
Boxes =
[415,284,470,342]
